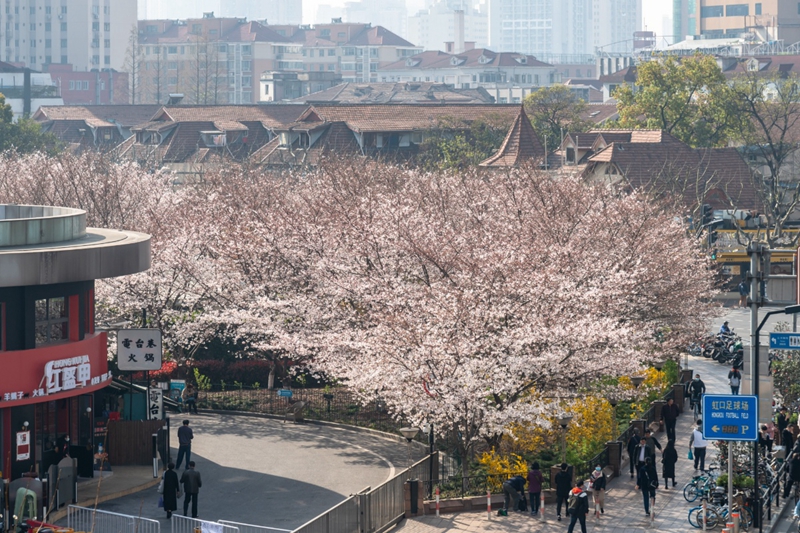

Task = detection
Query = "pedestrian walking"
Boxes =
[759,424,774,457]
[737,278,749,308]
[690,419,709,471]
[644,429,661,455]
[162,462,180,519]
[180,461,202,518]
[502,474,526,513]
[589,465,606,515]
[783,423,795,453]
[782,452,800,499]
[636,457,659,516]
[182,384,199,414]
[777,406,789,446]
[555,463,572,521]
[566,481,589,533]
[527,462,544,517]
[728,367,742,395]
[661,398,680,442]
[627,429,640,479]
[661,439,678,489]
[176,420,193,470]
[634,436,654,473]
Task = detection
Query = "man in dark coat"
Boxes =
[634,437,654,473]
[180,461,202,518]
[627,430,640,479]
[636,457,659,515]
[555,463,572,521]
[176,420,193,470]
[501,475,525,512]
[567,482,589,533]
[661,398,680,441]
[163,462,180,519]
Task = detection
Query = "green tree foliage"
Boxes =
[615,54,739,147]
[523,85,591,144]
[420,115,510,169]
[0,93,59,154]
[772,356,800,407]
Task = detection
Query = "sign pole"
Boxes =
[728,441,733,509]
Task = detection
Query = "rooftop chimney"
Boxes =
[454,10,465,55]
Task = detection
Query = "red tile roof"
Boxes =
[381,48,551,71]
[294,82,493,104]
[480,107,545,167]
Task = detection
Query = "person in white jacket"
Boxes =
[689,419,709,471]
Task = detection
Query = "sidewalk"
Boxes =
[394,355,730,533]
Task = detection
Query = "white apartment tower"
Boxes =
[0,0,136,72]
[408,0,488,51]
[488,0,640,58]
[344,0,408,39]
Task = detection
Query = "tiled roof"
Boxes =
[306,104,520,132]
[347,26,416,47]
[34,105,162,127]
[380,48,551,71]
[580,104,619,124]
[293,82,494,104]
[598,66,637,84]
[480,107,545,167]
[154,105,307,129]
[583,137,757,210]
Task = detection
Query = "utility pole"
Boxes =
[747,241,762,530]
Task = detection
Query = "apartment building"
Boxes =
[0,0,136,72]
[674,0,800,43]
[408,0,489,52]
[137,17,421,104]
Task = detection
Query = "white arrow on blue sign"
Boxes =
[769,332,800,350]
[702,395,758,441]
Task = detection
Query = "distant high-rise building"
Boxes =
[488,0,640,59]
[314,4,346,25]
[674,0,800,44]
[408,0,488,51]
[344,0,408,39]
[0,0,137,72]
[220,0,302,24]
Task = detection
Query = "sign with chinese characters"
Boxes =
[0,334,109,408]
[117,329,162,371]
[16,431,30,461]
[702,394,758,441]
[148,387,163,420]
[769,333,800,350]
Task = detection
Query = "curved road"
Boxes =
[95,413,421,530]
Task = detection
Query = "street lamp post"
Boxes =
[557,415,573,464]
[400,427,420,472]
[422,422,434,498]
[631,375,645,389]
[750,303,800,531]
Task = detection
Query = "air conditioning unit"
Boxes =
[57,14,63,19]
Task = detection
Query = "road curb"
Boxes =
[47,476,161,523]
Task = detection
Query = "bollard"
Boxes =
[540,493,545,521]
[435,486,440,517]
[487,490,491,520]
[726,521,734,533]
[703,499,707,532]
[732,512,740,533]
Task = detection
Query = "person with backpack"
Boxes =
[567,481,589,533]
[555,463,572,521]
[627,429,640,479]
[636,456,659,516]
[737,278,749,308]
[501,474,526,513]
[527,462,544,516]
[728,367,742,395]
[589,465,606,515]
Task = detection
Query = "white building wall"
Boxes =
[343,0,408,39]
[408,0,488,51]
[220,0,302,25]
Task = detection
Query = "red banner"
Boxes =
[0,333,109,407]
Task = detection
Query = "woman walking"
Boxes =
[163,462,180,519]
[661,440,678,489]
[589,465,606,516]
[527,462,544,517]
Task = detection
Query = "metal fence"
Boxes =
[292,455,433,533]
[66,505,161,533]
[172,515,240,533]
[575,447,610,482]
[218,520,292,533]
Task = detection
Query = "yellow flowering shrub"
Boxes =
[477,449,528,492]
[565,396,615,460]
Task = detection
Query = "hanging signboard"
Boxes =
[117,329,163,371]
[16,431,30,461]
[148,387,163,420]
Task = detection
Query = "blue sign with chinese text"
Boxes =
[278,389,293,398]
[769,333,800,350]
[702,394,758,441]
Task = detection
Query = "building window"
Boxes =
[69,80,74,90]
[242,60,251,71]
[147,25,158,33]
[34,297,68,347]
[168,61,177,70]
[45,22,51,31]
[726,4,748,16]
[700,6,723,17]
[92,22,99,31]
[104,55,110,65]
[168,46,177,54]
[242,76,251,85]
[328,48,335,56]
[61,6,67,14]
[755,3,762,14]
[60,39,67,48]
[60,22,67,31]
[82,80,88,90]
[242,45,251,55]
[104,22,110,31]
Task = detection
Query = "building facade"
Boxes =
[343,0,408,40]
[0,0,136,72]
[219,0,302,25]
[48,64,128,105]
[674,0,800,43]
[408,0,489,52]
[0,205,150,482]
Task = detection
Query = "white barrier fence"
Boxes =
[66,505,161,533]
[171,515,240,533]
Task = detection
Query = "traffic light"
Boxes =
[701,204,713,226]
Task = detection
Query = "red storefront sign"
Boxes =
[0,333,109,408]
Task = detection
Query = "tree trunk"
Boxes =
[268,367,275,390]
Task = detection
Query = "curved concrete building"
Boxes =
[0,205,150,480]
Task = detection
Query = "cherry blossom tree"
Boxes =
[283,161,718,472]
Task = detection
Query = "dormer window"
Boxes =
[200,130,226,147]
[405,57,420,67]
[450,56,464,66]
[514,56,527,64]
[747,58,758,72]
[478,55,493,64]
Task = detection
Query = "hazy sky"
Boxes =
[303,0,672,41]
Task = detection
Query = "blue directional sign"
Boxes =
[278,389,293,398]
[702,395,758,441]
[769,333,800,350]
